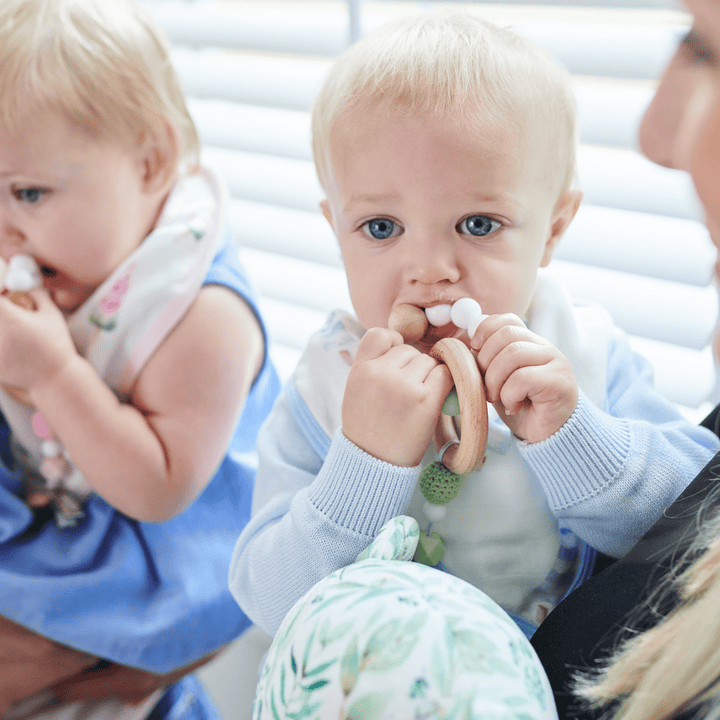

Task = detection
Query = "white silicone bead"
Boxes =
[450,297,482,329]
[5,254,41,292]
[467,312,488,338]
[5,270,34,293]
[41,440,62,458]
[425,304,452,327]
[423,501,447,522]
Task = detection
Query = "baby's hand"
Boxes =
[0,289,76,393]
[342,328,453,466]
[470,314,578,443]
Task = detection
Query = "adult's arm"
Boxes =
[0,615,222,715]
[48,650,222,707]
[0,615,97,715]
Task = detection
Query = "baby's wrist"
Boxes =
[28,353,85,408]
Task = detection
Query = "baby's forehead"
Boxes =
[328,103,541,169]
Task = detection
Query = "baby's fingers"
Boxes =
[481,341,556,406]
[425,361,455,409]
[470,313,526,352]
[354,326,404,363]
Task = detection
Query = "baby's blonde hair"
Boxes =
[312,11,578,200]
[0,0,199,173]
[576,508,720,720]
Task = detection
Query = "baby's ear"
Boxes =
[540,189,583,267]
[140,123,179,193]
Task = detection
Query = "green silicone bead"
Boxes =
[418,461,462,505]
[414,531,447,566]
[441,389,461,416]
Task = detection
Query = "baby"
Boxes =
[229,11,719,639]
[0,0,279,715]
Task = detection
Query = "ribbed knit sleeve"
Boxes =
[519,336,720,557]
[229,386,419,636]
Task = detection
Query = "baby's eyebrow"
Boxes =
[342,192,399,212]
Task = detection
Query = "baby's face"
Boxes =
[0,109,156,311]
[322,108,571,348]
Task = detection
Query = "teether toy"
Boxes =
[389,299,489,476]
[3,254,41,310]
[388,299,490,567]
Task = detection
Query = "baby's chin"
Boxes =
[49,283,95,314]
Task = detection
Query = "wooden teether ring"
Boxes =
[389,304,488,475]
[430,338,488,474]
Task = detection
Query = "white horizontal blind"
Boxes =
[147,0,716,421]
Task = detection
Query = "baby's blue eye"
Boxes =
[362,218,400,240]
[459,215,500,237]
[16,188,47,204]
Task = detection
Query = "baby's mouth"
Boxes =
[39,263,58,279]
[388,303,458,350]
[389,300,486,350]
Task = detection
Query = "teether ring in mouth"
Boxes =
[388,302,489,474]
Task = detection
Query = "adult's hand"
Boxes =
[0,613,223,714]
[48,649,223,707]
[0,615,97,715]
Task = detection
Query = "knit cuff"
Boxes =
[307,430,420,537]
[519,394,632,511]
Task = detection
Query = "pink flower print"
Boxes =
[90,264,136,331]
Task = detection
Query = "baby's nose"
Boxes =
[406,235,460,285]
[0,224,28,259]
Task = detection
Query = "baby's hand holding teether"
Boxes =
[387,300,489,473]
[0,255,75,393]
[342,327,453,466]
[472,313,578,443]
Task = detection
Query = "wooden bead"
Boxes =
[388,303,428,342]
[5,291,36,310]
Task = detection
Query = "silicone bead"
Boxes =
[415,531,447,566]
[450,298,486,338]
[450,297,480,329]
[32,413,54,440]
[425,304,452,327]
[423,501,448,523]
[41,440,63,458]
[467,313,486,339]
[40,456,69,484]
[5,254,41,292]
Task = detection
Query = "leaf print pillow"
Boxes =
[252,516,558,720]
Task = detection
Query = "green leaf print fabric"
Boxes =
[253,516,557,720]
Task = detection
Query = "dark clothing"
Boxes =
[531,405,720,719]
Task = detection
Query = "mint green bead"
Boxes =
[441,389,461,416]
